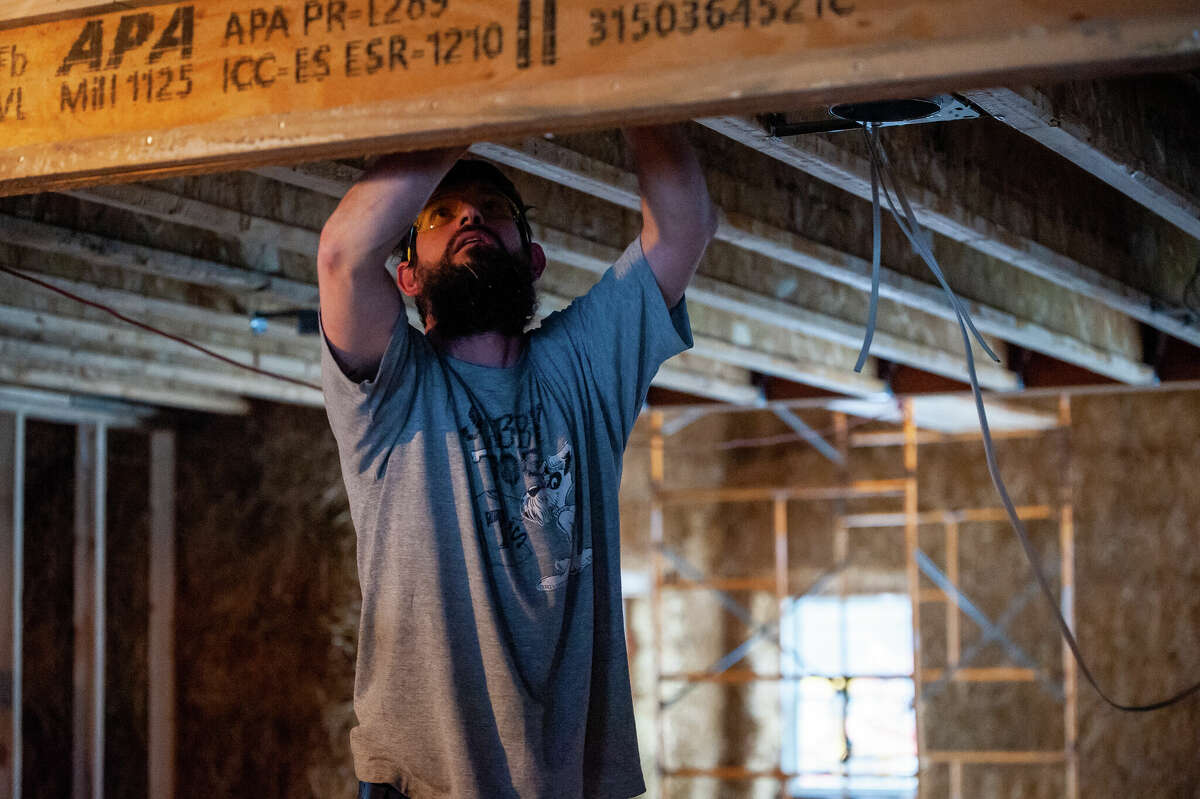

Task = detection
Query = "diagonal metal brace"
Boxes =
[915,549,1063,701]
[922,578,1044,700]
[659,552,846,710]
[772,407,845,465]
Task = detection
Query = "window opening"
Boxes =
[780,592,918,798]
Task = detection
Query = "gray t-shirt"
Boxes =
[322,239,693,799]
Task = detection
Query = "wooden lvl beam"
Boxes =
[1,1,1198,194]
[963,86,1200,241]
[699,114,1199,354]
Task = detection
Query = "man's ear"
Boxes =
[396,261,420,297]
[529,243,547,281]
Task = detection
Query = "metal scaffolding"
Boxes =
[645,396,1079,798]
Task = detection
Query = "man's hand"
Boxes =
[317,146,465,380]
[623,125,718,307]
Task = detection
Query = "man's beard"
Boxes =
[414,236,538,340]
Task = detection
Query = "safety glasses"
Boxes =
[414,188,521,233]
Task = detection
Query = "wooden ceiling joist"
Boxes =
[0,336,323,405]
[476,136,1152,385]
[536,223,1018,391]
[0,305,320,388]
[652,357,761,405]
[0,269,315,350]
[233,161,1014,390]
[64,184,322,256]
[0,214,319,306]
[963,85,1200,241]
[0,352,251,414]
[539,267,889,397]
[1,0,1197,194]
[698,115,1200,353]
[3,254,767,408]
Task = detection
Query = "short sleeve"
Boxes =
[534,237,693,442]
[320,313,423,472]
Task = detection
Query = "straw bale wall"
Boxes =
[15,388,1200,797]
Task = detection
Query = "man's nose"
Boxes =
[456,202,485,226]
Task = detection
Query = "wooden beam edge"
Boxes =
[4,15,1199,196]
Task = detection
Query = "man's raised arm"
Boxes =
[624,125,719,307]
[317,146,463,379]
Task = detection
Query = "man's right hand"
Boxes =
[317,146,464,381]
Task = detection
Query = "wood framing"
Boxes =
[963,85,1200,241]
[72,423,106,799]
[902,400,926,767]
[1,1,1198,194]
[0,412,18,799]
[1057,395,1080,799]
[649,407,1087,793]
[647,410,666,789]
[698,114,1198,357]
[477,136,1150,385]
[240,150,1019,390]
[148,430,176,799]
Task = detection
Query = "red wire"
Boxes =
[0,263,323,393]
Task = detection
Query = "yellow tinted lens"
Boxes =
[416,201,454,231]
[417,189,514,231]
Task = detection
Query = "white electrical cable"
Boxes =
[853,122,883,374]
[857,124,1200,712]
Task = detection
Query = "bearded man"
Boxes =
[317,126,717,799]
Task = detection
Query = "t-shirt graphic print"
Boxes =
[456,397,588,590]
